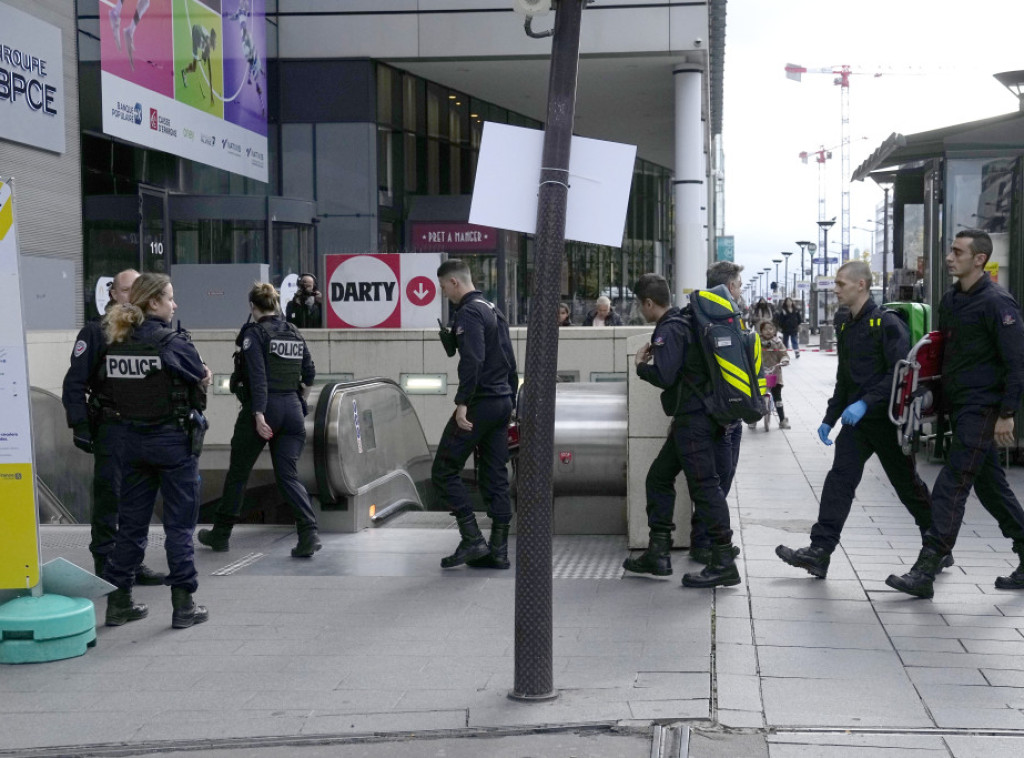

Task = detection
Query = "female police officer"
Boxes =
[101,273,210,629]
[197,282,320,557]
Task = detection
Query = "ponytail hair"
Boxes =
[103,272,171,343]
[249,281,280,313]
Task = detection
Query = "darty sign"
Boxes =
[325,253,442,329]
[411,222,497,252]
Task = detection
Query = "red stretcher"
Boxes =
[888,331,944,455]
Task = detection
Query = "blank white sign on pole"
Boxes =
[469,122,637,248]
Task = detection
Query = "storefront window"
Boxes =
[947,157,1015,291]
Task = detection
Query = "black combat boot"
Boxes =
[623,529,673,576]
[171,587,209,629]
[885,546,945,599]
[995,542,1024,590]
[291,528,323,558]
[467,522,511,569]
[776,544,831,578]
[441,513,489,568]
[105,588,148,627]
[135,564,166,586]
[918,529,955,573]
[691,545,740,566]
[682,544,741,588]
[197,522,233,552]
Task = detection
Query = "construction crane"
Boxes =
[798,144,836,235]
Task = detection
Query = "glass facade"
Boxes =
[75,4,674,323]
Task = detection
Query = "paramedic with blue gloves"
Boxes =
[888,230,1024,598]
[197,282,320,558]
[623,273,741,589]
[62,268,166,586]
[777,261,935,579]
[431,259,518,570]
[100,273,210,629]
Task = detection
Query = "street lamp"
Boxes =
[817,219,836,321]
[795,240,812,321]
[781,251,793,300]
[772,258,783,301]
[763,267,772,300]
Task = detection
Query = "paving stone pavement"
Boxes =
[3,347,1024,757]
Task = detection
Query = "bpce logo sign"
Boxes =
[328,256,400,328]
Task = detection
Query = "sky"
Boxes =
[722,0,1024,300]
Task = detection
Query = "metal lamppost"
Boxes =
[511,0,587,703]
[772,258,783,301]
[795,240,811,320]
[781,251,793,300]
[817,219,836,321]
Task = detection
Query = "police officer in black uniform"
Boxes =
[101,273,210,629]
[888,230,1024,598]
[623,273,741,589]
[776,261,936,580]
[433,259,518,569]
[61,268,165,586]
[197,282,320,557]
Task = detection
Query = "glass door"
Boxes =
[139,185,169,273]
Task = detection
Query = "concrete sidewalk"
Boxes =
[4,350,1024,757]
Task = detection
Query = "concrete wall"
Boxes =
[29,325,652,448]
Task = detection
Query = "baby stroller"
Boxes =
[888,331,944,455]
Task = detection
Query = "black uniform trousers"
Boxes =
[89,420,121,559]
[691,421,740,548]
[647,412,734,546]
[103,423,200,592]
[431,395,513,524]
[216,393,317,533]
[810,415,932,553]
[924,405,1024,555]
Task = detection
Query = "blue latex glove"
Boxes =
[817,423,833,446]
[841,400,868,427]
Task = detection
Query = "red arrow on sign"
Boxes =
[406,276,437,306]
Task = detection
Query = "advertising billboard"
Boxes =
[325,254,442,329]
[100,0,267,182]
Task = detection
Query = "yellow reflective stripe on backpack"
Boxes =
[698,289,735,312]
[714,354,753,397]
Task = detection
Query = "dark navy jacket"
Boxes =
[823,298,909,427]
[451,291,517,407]
[133,317,208,387]
[636,306,708,417]
[62,317,108,428]
[239,315,316,415]
[939,273,1024,415]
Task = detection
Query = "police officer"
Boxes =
[61,268,165,587]
[197,282,320,557]
[101,273,209,629]
[887,230,1024,598]
[433,259,518,569]
[623,273,741,588]
[689,261,746,566]
[776,261,936,579]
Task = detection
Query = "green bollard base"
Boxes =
[0,594,97,664]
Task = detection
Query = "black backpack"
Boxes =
[684,285,766,425]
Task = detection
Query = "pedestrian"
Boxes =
[285,273,323,329]
[776,297,802,358]
[886,230,1024,598]
[755,320,791,430]
[61,269,167,587]
[100,273,210,629]
[623,273,741,588]
[776,261,937,580]
[750,297,774,331]
[198,282,321,558]
[583,295,623,327]
[689,261,745,566]
[432,259,518,569]
[557,302,573,326]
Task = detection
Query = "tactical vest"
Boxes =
[104,331,189,422]
[258,320,305,392]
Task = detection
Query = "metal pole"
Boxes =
[882,186,890,303]
[511,0,584,702]
[822,227,829,318]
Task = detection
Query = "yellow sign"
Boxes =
[985,261,999,284]
[0,180,41,589]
